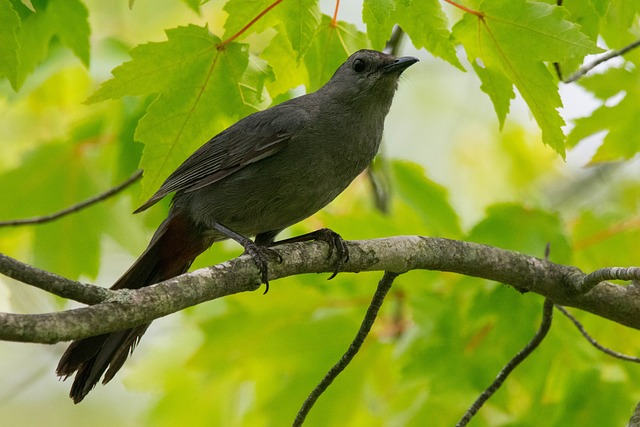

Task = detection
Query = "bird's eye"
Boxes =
[352,58,366,73]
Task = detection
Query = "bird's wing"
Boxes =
[135,105,307,213]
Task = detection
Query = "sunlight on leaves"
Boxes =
[304,14,369,91]
[88,25,270,204]
[395,0,463,70]
[453,0,603,156]
[1,1,640,426]
[568,67,640,161]
[362,0,396,50]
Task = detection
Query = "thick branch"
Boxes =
[1,236,640,344]
[0,253,110,305]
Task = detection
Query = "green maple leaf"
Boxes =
[0,142,106,279]
[467,203,571,263]
[471,61,515,130]
[0,0,20,86]
[362,0,396,50]
[180,0,203,14]
[88,25,271,204]
[279,0,321,58]
[538,0,602,76]
[392,161,462,238]
[588,0,609,17]
[9,0,90,90]
[395,0,463,70]
[223,0,276,40]
[478,0,602,62]
[261,31,309,98]
[600,0,640,48]
[304,14,369,91]
[453,0,603,156]
[363,0,461,68]
[568,67,640,161]
[223,0,320,57]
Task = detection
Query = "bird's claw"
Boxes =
[312,228,349,280]
[243,244,281,294]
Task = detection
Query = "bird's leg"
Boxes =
[270,228,349,280]
[210,222,281,293]
[254,229,282,247]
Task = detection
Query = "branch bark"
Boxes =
[0,253,111,305]
[1,236,640,344]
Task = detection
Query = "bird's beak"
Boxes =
[383,56,419,74]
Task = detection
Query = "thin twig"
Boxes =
[293,271,400,426]
[553,62,563,81]
[0,170,142,227]
[576,267,640,294]
[456,299,554,427]
[556,305,640,362]
[564,38,640,83]
[384,26,405,56]
[552,0,564,80]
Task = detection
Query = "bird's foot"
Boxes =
[312,228,349,279]
[272,228,349,280]
[241,243,281,294]
[211,222,281,294]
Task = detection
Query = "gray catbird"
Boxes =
[56,49,417,402]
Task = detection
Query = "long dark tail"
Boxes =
[56,210,212,403]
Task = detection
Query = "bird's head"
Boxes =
[321,49,418,107]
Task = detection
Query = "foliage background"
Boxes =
[1,0,640,426]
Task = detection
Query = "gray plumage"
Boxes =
[57,49,417,403]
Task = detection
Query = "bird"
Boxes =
[56,48,418,403]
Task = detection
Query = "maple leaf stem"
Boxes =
[330,0,340,28]
[442,0,483,18]
[217,0,284,50]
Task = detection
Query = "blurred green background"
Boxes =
[1,0,639,426]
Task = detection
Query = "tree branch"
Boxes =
[557,305,640,363]
[628,400,640,427]
[577,267,640,293]
[564,37,640,83]
[2,236,640,344]
[293,271,399,426]
[457,299,554,427]
[0,253,110,305]
[0,170,142,227]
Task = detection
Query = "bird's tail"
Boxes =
[56,210,212,403]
